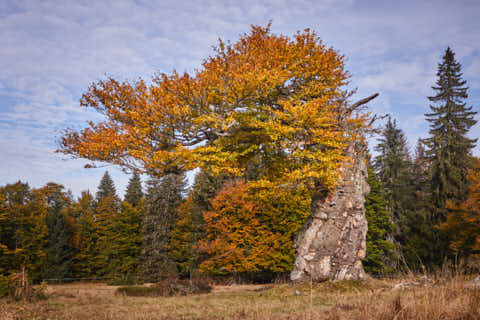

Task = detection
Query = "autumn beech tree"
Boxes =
[59,25,376,280]
[59,24,371,192]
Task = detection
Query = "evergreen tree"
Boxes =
[139,173,185,282]
[94,171,120,275]
[170,170,227,277]
[96,201,142,279]
[374,117,414,225]
[124,171,143,207]
[71,191,98,277]
[42,183,74,280]
[422,47,477,266]
[373,118,416,266]
[96,171,117,202]
[364,164,395,276]
[400,140,434,269]
[94,195,120,276]
[424,47,477,213]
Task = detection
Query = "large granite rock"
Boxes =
[291,144,370,282]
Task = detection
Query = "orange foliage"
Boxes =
[59,24,370,193]
[441,159,480,255]
[199,180,310,275]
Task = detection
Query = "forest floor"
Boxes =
[1,276,479,320]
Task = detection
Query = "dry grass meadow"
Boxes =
[1,276,479,320]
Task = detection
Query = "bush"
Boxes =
[107,276,136,286]
[0,270,48,301]
[0,275,12,298]
[116,278,212,297]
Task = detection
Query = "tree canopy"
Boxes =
[59,24,370,193]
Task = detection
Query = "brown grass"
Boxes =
[0,277,479,319]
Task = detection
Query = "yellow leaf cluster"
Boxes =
[59,24,370,192]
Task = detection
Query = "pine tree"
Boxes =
[170,170,227,277]
[125,171,143,207]
[96,201,142,279]
[374,117,414,224]
[139,174,185,282]
[96,171,117,203]
[94,172,120,276]
[373,118,416,265]
[42,183,74,280]
[364,164,395,276]
[71,191,97,277]
[399,140,433,269]
[422,47,477,266]
[424,47,477,212]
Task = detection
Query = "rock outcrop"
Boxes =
[291,143,370,282]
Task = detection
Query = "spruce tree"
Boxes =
[125,171,143,207]
[364,164,395,276]
[139,173,185,282]
[424,47,477,215]
[42,183,74,280]
[96,171,117,202]
[170,170,227,277]
[96,201,142,279]
[72,191,98,277]
[94,171,120,275]
[373,118,415,251]
[398,139,433,269]
[420,48,478,267]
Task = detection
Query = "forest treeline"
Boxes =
[1,43,479,282]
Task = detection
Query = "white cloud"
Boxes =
[1,0,480,195]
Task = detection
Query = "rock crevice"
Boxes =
[291,144,369,282]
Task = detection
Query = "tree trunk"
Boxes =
[291,143,370,282]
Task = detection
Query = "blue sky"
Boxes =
[1,0,479,197]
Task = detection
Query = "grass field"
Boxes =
[1,276,479,319]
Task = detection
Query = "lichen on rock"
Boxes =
[291,143,370,282]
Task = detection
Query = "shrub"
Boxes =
[0,275,12,298]
[0,269,48,301]
[116,278,211,297]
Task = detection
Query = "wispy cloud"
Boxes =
[0,0,479,196]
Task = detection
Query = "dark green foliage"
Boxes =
[170,170,227,277]
[96,171,117,203]
[116,278,211,297]
[139,174,186,282]
[42,183,74,280]
[424,47,477,210]
[398,140,434,269]
[0,191,12,275]
[422,47,477,266]
[125,171,143,207]
[0,275,11,298]
[373,118,416,268]
[0,182,32,274]
[364,164,395,276]
[0,182,49,281]
[374,118,414,225]
[71,191,98,277]
[94,195,120,276]
[92,173,122,276]
[97,202,142,278]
